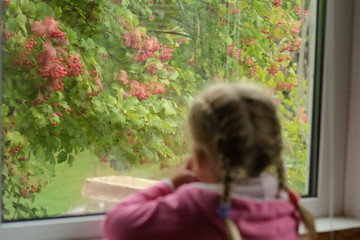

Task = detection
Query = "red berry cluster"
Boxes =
[276,57,285,62]
[125,80,166,101]
[2,31,14,41]
[19,185,40,198]
[21,38,38,57]
[250,65,258,76]
[300,108,308,123]
[159,47,174,62]
[278,81,295,91]
[302,113,308,123]
[11,38,38,69]
[132,42,162,62]
[54,111,63,117]
[2,0,9,10]
[133,89,151,100]
[124,30,173,63]
[227,42,242,61]
[245,56,254,66]
[243,37,256,45]
[146,63,158,76]
[188,59,197,68]
[291,27,300,34]
[152,88,166,95]
[39,56,67,79]
[267,64,279,75]
[281,42,299,52]
[272,0,283,7]
[85,78,103,99]
[295,6,309,18]
[91,70,99,77]
[149,15,155,22]
[276,20,284,26]
[129,137,136,145]
[11,145,22,155]
[102,53,109,61]
[231,9,240,15]
[46,30,66,40]
[50,79,65,91]
[66,54,83,77]
[11,58,36,69]
[19,157,26,161]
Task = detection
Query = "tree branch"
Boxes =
[109,53,124,64]
[147,30,191,38]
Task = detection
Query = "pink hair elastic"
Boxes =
[288,189,300,204]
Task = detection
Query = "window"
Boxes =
[2,0,356,239]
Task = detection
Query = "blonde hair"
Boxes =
[188,83,317,240]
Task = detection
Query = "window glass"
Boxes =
[1,0,316,221]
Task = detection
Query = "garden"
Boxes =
[1,0,312,220]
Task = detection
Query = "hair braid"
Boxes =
[275,157,318,240]
[218,156,242,240]
[188,83,316,240]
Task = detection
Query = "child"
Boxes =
[102,83,316,240]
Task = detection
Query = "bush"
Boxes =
[1,0,310,220]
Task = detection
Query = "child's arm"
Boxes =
[102,160,198,240]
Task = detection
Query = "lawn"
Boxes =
[6,151,179,219]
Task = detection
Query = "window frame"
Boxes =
[302,0,355,218]
[1,0,358,239]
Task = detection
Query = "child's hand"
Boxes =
[171,157,198,189]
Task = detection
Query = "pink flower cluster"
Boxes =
[122,80,166,101]
[31,17,67,43]
[123,28,174,63]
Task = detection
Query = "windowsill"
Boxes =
[299,217,360,235]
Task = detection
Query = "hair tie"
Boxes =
[217,203,231,219]
[288,189,300,204]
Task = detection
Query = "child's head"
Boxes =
[188,83,284,183]
[187,83,316,240]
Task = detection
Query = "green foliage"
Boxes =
[2,0,311,220]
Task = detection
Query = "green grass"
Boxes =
[30,151,102,216]
[6,151,179,220]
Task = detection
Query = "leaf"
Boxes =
[67,29,77,43]
[162,101,177,116]
[169,70,179,80]
[5,19,18,33]
[103,94,117,106]
[15,13,27,35]
[67,155,75,167]
[34,149,46,165]
[2,104,9,116]
[57,151,68,164]
[4,131,24,148]
[171,83,181,96]
[35,2,54,19]
[54,7,62,19]
[81,38,95,50]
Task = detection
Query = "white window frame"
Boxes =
[302,0,357,219]
[1,0,359,239]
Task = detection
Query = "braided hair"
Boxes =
[188,83,316,240]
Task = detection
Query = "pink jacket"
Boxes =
[102,175,300,240]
